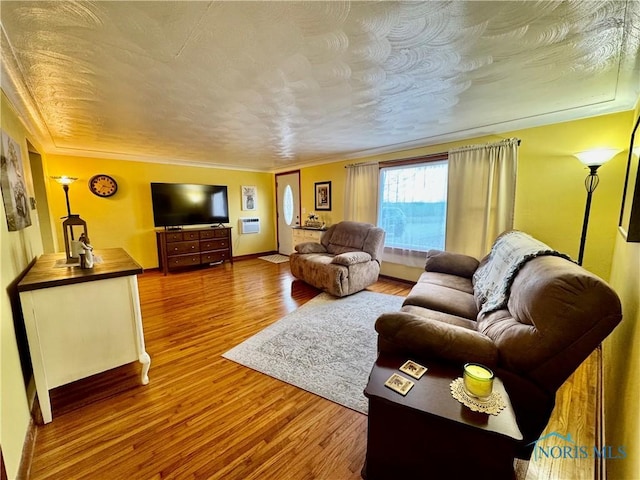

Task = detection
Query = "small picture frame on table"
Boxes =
[399,360,428,380]
[315,181,331,211]
[384,373,414,396]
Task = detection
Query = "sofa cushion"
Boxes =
[324,221,371,255]
[376,312,498,367]
[331,251,372,266]
[295,242,327,254]
[416,271,474,295]
[424,249,479,278]
[401,305,477,330]
[404,282,478,320]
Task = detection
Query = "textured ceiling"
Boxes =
[1,1,639,171]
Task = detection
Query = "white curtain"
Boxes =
[344,162,379,224]
[446,138,519,259]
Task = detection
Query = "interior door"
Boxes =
[276,171,300,255]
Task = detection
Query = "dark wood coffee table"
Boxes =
[362,354,523,480]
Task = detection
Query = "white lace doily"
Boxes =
[450,377,506,415]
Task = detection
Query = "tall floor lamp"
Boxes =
[574,149,619,265]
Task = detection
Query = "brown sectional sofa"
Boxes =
[375,230,622,455]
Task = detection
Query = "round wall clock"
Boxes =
[88,174,118,197]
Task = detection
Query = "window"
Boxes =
[283,184,294,225]
[378,160,448,257]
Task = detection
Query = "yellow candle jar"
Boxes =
[463,363,494,399]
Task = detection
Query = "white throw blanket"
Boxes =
[473,231,573,315]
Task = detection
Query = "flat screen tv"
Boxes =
[150,183,229,228]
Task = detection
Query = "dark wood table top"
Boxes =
[17,248,143,292]
[364,354,523,441]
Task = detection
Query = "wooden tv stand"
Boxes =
[156,227,233,275]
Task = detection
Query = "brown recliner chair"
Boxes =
[289,221,385,297]
[374,230,623,456]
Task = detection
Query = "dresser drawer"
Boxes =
[292,229,305,243]
[165,232,184,243]
[201,251,229,263]
[168,254,201,268]
[303,230,322,242]
[200,239,228,251]
[182,230,200,241]
[167,241,199,255]
[157,227,232,275]
[292,228,323,247]
[215,229,230,239]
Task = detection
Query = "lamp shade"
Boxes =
[574,148,620,167]
[51,176,78,185]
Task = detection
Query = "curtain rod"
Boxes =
[345,138,521,167]
[344,161,379,168]
[449,137,521,154]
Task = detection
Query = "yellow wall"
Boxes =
[43,155,277,268]
[299,162,347,226]
[297,111,631,281]
[41,110,631,280]
[603,99,640,480]
[1,92,44,479]
[513,114,629,278]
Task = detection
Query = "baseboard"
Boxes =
[147,251,281,272]
[16,417,36,480]
[234,251,279,261]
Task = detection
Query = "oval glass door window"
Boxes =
[283,185,294,225]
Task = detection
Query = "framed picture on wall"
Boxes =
[242,185,257,211]
[315,181,331,211]
[619,115,640,242]
[0,130,32,231]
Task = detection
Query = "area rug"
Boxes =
[222,291,405,414]
[258,254,290,264]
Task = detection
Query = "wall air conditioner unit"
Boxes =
[239,217,260,234]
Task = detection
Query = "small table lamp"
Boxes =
[51,176,88,263]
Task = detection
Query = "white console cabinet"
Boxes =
[17,248,150,423]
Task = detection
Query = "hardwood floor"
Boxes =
[524,351,598,480]
[28,259,596,479]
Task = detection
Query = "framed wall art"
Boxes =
[0,130,32,231]
[619,114,640,242]
[242,185,257,211]
[315,181,331,211]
